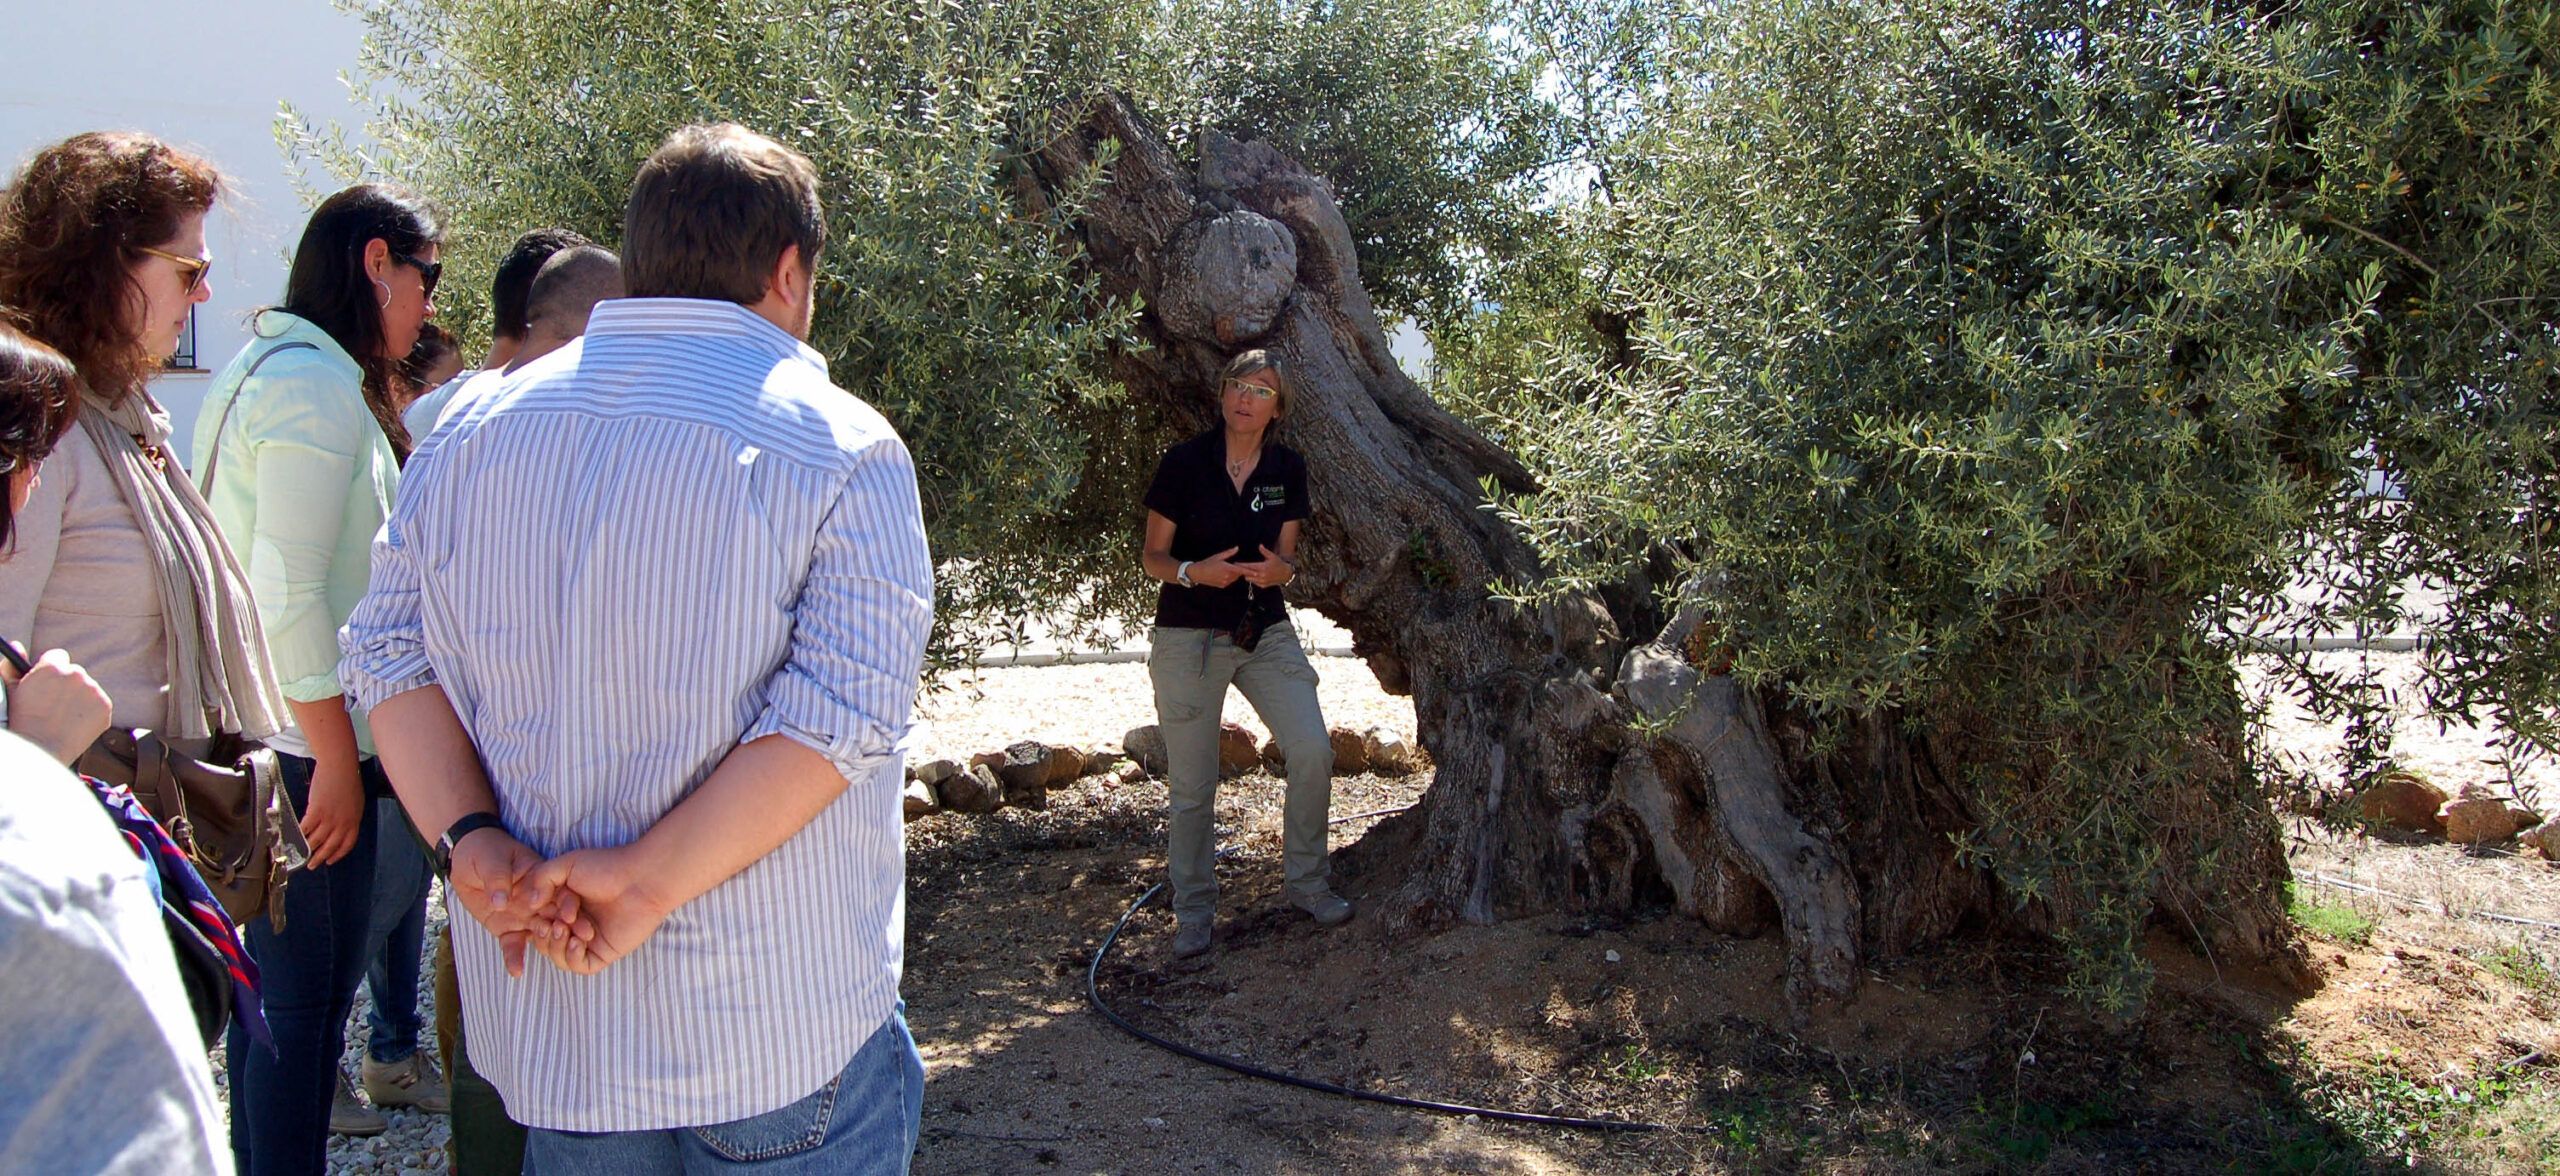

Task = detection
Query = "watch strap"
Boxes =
[436,811,508,875]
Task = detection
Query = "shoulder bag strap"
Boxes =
[196,341,319,495]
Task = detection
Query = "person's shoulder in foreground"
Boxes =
[0,731,228,1176]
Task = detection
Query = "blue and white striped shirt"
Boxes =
[339,298,933,1132]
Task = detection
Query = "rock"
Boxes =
[2510,804,2543,834]
[1082,747,1126,777]
[1117,761,1151,784]
[942,763,1005,814]
[902,781,940,821]
[997,742,1053,810]
[1124,725,1168,776]
[2358,771,2448,835]
[1328,727,1369,776]
[1219,723,1260,777]
[1364,728,1419,776]
[912,758,962,787]
[2523,822,2560,862]
[1260,736,1285,772]
[969,750,1007,772]
[1042,744,1087,786]
[2443,795,2527,845]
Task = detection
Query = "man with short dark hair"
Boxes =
[402,227,590,437]
[508,245,623,371]
[342,123,931,1171]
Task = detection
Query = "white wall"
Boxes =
[0,1,368,468]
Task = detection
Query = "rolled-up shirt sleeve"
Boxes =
[741,433,934,787]
[337,461,437,712]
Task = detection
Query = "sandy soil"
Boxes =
[898,650,2560,1174]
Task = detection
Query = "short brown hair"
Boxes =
[1220,349,1295,421]
[0,323,81,549]
[0,132,222,402]
[623,124,824,304]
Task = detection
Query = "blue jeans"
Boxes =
[363,797,434,1062]
[227,754,384,1176]
[523,1010,923,1175]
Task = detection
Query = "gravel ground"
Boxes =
[207,877,456,1175]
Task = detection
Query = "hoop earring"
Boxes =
[374,278,392,308]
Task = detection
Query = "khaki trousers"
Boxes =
[1148,622,1334,924]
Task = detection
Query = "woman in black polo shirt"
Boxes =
[1141,349,1349,958]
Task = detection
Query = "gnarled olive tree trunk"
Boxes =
[1022,95,2302,1012]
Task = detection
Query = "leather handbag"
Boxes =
[72,332,325,929]
[76,728,308,929]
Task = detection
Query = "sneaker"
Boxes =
[1172,920,1214,959]
[329,1071,389,1137]
[1293,892,1353,927]
[361,1050,451,1114]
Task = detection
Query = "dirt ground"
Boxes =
[900,652,2560,1173]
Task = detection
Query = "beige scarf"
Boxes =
[76,389,287,741]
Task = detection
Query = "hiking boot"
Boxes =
[329,1071,389,1137]
[1293,892,1353,927]
[1172,919,1214,959]
[362,1049,451,1114]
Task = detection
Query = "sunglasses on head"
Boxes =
[134,245,211,296]
[392,250,442,298]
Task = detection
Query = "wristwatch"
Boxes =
[1176,560,1195,588]
[436,811,508,875]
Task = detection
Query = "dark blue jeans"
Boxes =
[363,797,433,1062]
[227,753,382,1176]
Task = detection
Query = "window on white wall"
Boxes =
[165,306,200,371]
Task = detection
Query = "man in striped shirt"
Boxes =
[341,123,932,1172]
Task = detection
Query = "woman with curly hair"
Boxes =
[0,132,286,758]
[0,130,306,1170]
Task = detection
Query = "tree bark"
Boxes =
[1023,94,2305,1013]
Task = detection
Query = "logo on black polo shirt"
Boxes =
[1250,484,1286,513]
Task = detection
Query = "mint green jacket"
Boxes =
[195,310,398,754]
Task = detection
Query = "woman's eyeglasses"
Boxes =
[134,245,212,295]
[1225,380,1278,401]
[393,251,442,298]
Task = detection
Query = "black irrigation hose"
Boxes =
[1084,881,1673,1133]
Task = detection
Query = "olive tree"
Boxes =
[1466,0,2560,1005]
[294,0,2560,1012]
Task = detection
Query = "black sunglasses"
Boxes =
[392,250,442,298]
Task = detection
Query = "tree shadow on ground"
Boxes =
[903,774,2546,1173]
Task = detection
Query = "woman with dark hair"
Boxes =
[1140,349,1350,960]
[194,181,442,1169]
[0,325,82,548]
[0,324,111,764]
